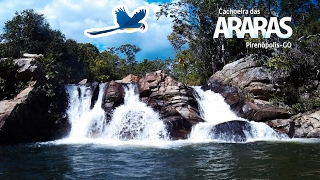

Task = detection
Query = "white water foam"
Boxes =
[58,83,288,146]
[103,84,168,141]
[64,84,106,142]
[189,86,288,142]
[61,83,168,144]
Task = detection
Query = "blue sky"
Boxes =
[0,0,175,61]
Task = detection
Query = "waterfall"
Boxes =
[63,82,287,144]
[189,86,287,142]
[65,84,107,140]
[64,83,168,142]
[103,84,168,140]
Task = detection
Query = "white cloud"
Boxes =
[0,0,175,61]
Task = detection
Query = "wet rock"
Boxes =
[90,82,100,109]
[137,70,204,139]
[266,119,295,138]
[202,80,245,116]
[161,106,194,139]
[101,81,125,119]
[209,120,252,142]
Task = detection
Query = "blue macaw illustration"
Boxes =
[86,7,147,36]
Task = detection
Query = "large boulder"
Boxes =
[211,54,275,101]
[209,120,252,142]
[244,82,275,101]
[101,81,125,120]
[268,111,320,138]
[207,55,292,122]
[242,99,292,122]
[138,70,204,139]
[0,83,70,144]
[13,56,46,84]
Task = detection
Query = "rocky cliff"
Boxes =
[0,54,70,144]
[209,54,320,138]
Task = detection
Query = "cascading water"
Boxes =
[189,86,288,142]
[64,83,167,142]
[65,83,107,140]
[63,82,287,145]
[103,84,168,140]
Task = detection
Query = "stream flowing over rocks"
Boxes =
[1,54,320,144]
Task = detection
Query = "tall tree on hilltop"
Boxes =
[0,9,65,58]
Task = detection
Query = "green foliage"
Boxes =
[39,83,55,97]
[157,0,262,79]
[270,84,299,106]
[116,44,141,65]
[134,58,172,77]
[14,81,29,95]
[169,49,207,85]
[89,50,122,82]
[0,58,15,68]
[1,9,65,58]
[0,77,6,100]
[267,55,292,71]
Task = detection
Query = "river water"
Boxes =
[1,139,320,179]
[1,84,319,179]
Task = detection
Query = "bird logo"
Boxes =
[84,5,149,38]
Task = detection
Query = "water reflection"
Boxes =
[0,143,73,179]
[1,141,320,179]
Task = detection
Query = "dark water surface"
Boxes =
[1,140,320,179]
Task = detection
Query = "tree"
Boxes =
[116,44,141,65]
[1,9,64,58]
[134,58,173,77]
[157,0,255,83]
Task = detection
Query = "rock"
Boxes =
[89,82,100,109]
[78,79,87,84]
[244,82,275,101]
[291,111,320,138]
[161,107,193,139]
[210,54,275,102]
[200,55,293,123]
[13,57,46,84]
[23,53,44,59]
[0,83,71,144]
[116,74,140,83]
[266,119,295,137]
[138,70,164,97]
[209,120,252,142]
[137,70,204,139]
[211,54,272,88]
[101,81,125,119]
[202,80,245,116]
[46,85,71,140]
[241,100,292,122]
